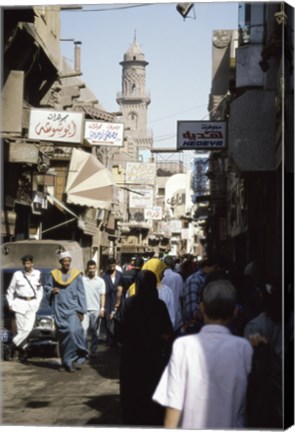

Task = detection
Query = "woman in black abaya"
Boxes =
[118,269,173,426]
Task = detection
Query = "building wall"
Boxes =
[33,6,61,69]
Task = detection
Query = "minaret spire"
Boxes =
[134,29,136,43]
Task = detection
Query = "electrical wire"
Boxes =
[153,92,229,142]
[61,4,152,13]
[150,104,208,124]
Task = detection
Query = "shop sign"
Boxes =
[28,109,84,144]
[129,189,153,208]
[144,207,162,220]
[9,142,39,164]
[83,217,98,236]
[84,121,124,146]
[126,162,156,185]
[177,121,226,150]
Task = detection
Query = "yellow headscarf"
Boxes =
[127,258,167,296]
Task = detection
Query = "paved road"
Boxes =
[1,344,122,427]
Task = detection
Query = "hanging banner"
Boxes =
[129,189,153,208]
[126,162,156,185]
[84,121,124,146]
[177,121,226,150]
[144,207,163,220]
[29,109,84,144]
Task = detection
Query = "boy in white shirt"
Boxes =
[153,278,253,429]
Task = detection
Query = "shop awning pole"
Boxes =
[47,192,80,219]
[41,217,77,234]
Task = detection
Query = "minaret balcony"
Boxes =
[116,92,151,104]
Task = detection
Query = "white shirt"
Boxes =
[82,275,106,311]
[153,325,253,429]
[158,282,175,328]
[6,269,43,314]
[162,268,184,330]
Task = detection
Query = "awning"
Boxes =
[65,148,118,209]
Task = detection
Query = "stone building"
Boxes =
[204,2,293,285]
[1,6,122,270]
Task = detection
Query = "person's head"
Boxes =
[59,251,72,272]
[135,270,158,300]
[134,256,144,269]
[163,255,175,269]
[142,258,167,284]
[107,257,117,274]
[21,254,33,272]
[201,279,237,324]
[203,253,230,276]
[86,259,97,278]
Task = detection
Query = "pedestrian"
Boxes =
[180,254,198,282]
[126,257,136,271]
[4,254,43,362]
[152,279,253,429]
[82,260,106,357]
[102,257,123,346]
[243,280,283,428]
[128,257,175,329]
[162,255,184,334]
[118,269,173,426]
[174,257,182,275]
[182,253,229,334]
[244,280,282,358]
[44,251,88,373]
[121,255,144,294]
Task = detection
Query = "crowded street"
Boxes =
[1,2,294,431]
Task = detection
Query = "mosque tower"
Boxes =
[116,33,153,161]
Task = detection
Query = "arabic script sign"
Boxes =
[28,109,84,144]
[144,207,162,220]
[126,162,156,185]
[84,121,124,146]
[177,121,226,150]
[129,189,154,209]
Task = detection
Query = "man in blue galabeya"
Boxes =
[44,251,88,372]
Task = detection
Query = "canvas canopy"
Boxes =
[65,148,118,209]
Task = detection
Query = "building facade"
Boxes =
[1,6,123,271]
[203,2,293,286]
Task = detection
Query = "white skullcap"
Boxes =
[59,251,72,261]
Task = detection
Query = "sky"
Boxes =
[59,1,240,168]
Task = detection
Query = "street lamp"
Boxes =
[176,3,195,20]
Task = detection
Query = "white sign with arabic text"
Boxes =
[28,109,84,144]
[177,121,226,150]
[84,121,124,146]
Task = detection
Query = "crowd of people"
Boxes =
[4,250,290,429]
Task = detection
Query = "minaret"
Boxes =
[116,34,153,161]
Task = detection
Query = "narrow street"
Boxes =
[1,344,122,427]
